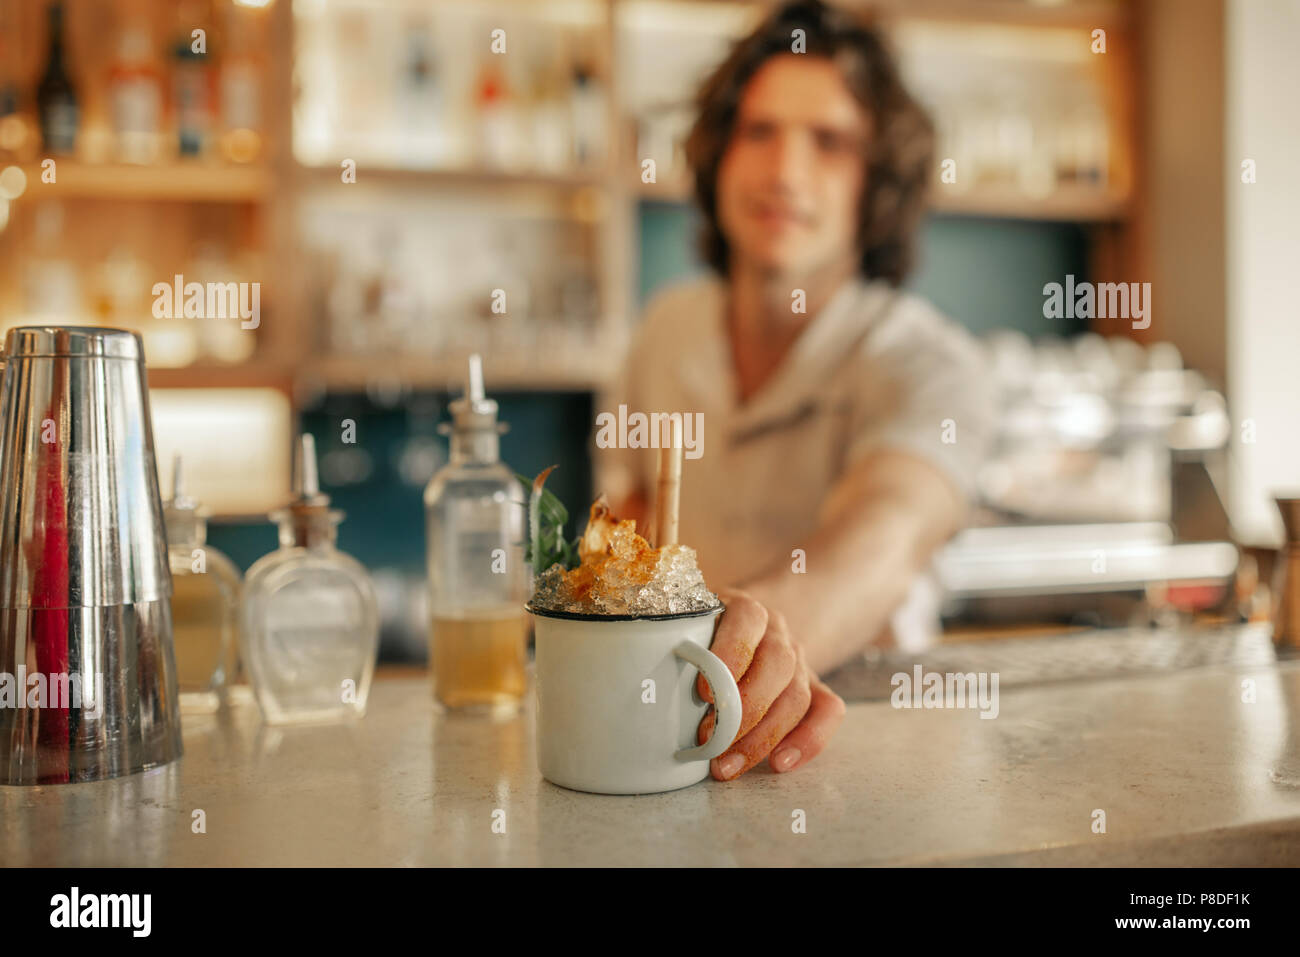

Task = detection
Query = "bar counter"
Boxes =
[4,625,1300,866]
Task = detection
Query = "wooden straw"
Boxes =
[654,417,683,548]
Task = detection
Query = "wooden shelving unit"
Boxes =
[294,162,608,194]
[634,173,693,203]
[0,0,283,391]
[147,361,295,391]
[1,0,1143,399]
[637,174,1132,222]
[674,0,1130,29]
[870,0,1131,30]
[15,161,270,202]
[930,183,1131,222]
[304,352,611,392]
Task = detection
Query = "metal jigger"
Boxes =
[0,327,182,784]
[1272,497,1300,650]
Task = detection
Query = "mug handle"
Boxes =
[671,640,743,762]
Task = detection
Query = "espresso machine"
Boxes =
[0,326,183,785]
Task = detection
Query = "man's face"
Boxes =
[716,55,870,282]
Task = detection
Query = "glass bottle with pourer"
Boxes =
[424,354,529,714]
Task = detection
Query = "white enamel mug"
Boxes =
[528,602,742,795]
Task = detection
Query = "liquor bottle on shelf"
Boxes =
[474,58,519,170]
[528,50,570,173]
[37,1,78,157]
[165,457,242,714]
[395,24,447,168]
[423,355,529,715]
[172,28,214,157]
[108,23,163,164]
[220,9,263,164]
[569,61,605,169]
[241,434,379,724]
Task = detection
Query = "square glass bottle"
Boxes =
[241,435,379,724]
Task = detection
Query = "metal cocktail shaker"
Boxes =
[0,326,182,785]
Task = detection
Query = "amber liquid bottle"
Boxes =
[164,457,241,713]
[424,355,529,714]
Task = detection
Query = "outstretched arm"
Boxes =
[734,447,967,676]
[614,448,965,780]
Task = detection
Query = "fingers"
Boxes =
[710,654,812,781]
[695,610,798,755]
[695,589,767,705]
[731,611,797,740]
[689,595,845,782]
[767,674,846,774]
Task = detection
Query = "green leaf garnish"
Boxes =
[517,468,584,573]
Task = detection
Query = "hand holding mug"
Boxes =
[695,589,846,780]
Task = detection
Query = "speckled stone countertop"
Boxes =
[4,627,1300,866]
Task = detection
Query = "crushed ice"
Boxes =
[530,514,719,616]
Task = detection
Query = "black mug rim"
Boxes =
[525,600,725,623]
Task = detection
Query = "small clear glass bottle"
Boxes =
[424,355,529,714]
[165,456,241,714]
[241,434,379,724]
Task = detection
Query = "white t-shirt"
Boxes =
[596,275,994,652]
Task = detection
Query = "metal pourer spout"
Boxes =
[468,352,485,405]
[442,354,509,441]
[448,354,505,431]
[292,433,330,507]
[276,434,340,548]
[169,454,197,510]
[163,454,206,547]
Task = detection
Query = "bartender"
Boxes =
[600,0,994,781]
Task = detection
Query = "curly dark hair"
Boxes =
[684,0,934,286]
